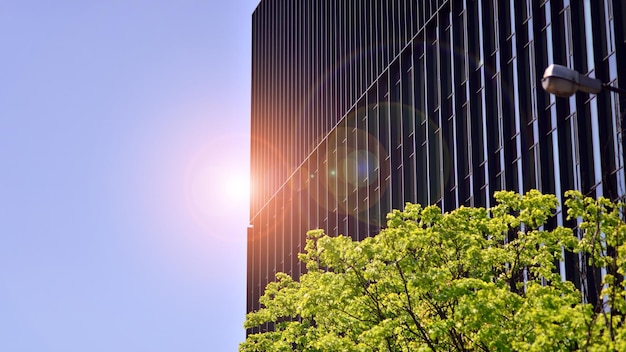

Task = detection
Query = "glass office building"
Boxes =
[248,0,626,333]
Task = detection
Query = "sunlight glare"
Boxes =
[222,172,250,205]
[184,141,251,244]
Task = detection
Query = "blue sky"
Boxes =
[0,1,258,350]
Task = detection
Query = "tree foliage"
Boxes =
[241,190,626,351]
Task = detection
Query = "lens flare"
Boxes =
[223,172,250,204]
[184,142,250,244]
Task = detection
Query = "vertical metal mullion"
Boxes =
[447,9,460,210]
[477,0,490,208]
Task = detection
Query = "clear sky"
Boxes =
[0,1,258,350]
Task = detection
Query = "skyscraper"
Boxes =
[248,0,626,334]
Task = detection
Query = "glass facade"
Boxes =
[249,0,626,334]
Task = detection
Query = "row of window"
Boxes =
[251,0,445,217]
[249,0,626,334]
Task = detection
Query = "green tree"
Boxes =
[241,190,626,351]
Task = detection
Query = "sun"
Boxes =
[184,145,251,238]
[186,163,250,214]
[222,172,250,205]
